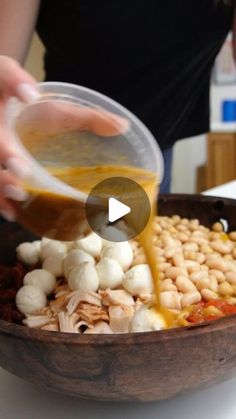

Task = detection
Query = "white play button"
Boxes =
[108,197,131,223]
[86,176,151,242]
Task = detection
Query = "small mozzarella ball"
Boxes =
[130,305,166,333]
[100,226,128,244]
[32,240,42,255]
[16,242,40,266]
[41,237,50,246]
[96,257,123,289]
[68,262,99,292]
[42,254,64,277]
[16,285,47,315]
[101,242,133,271]
[41,240,67,260]
[73,232,102,258]
[64,249,95,278]
[23,269,56,296]
[123,264,153,295]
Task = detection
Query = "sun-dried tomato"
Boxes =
[0,288,17,303]
[0,265,14,289]
[0,304,14,322]
[12,309,25,323]
[13,263,26,290]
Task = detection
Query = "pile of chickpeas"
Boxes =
[131,215,236,312]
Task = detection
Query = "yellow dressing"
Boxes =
[14,164,174,327]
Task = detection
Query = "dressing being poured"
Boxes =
[14,164,174,327]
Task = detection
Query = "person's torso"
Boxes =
[37,0,234,148]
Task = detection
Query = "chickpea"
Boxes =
[176,275,197,293]
[181,291,201,308]
[229,231,236,242]
[212,222,224,233]
[219,281,234,297]
[201,289,218,301]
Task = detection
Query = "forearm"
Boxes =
[0,0,40,64]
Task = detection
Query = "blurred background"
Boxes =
[25,33,236,194]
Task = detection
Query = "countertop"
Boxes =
[1,181,236,419]
[211,122,236,133]
[202,180,236,199]
[0,367,236,419]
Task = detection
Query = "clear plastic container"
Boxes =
[8,82,164,239]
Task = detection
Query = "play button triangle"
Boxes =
[108,197,131,223]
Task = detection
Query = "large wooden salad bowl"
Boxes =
[0,194,236,402]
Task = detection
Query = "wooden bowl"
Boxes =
[1,194,236,402]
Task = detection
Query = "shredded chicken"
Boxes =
[99,289,135,306]
[109,305,134,333]
[58,311,87,333]
[23,315,50,329]
[138,294,154,304]
[84,321,113,334]
[49,294,68,313]
[55,285,71,298]
[76,303,109,324]
[66,290,102,315]
[58,311,91,333]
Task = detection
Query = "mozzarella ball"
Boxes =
[23,269,56,296]
[32,240,42,255]
[41,237,50,246]
[130,305,166,333]
[64,249,95,278]
[100,226,128,244]
[96,257,123,289]
[101,242,133,271]
[16,285,47,315]
[16,242,40,266]
[68,262,99,292]
[73,232,102,258]
[123,264,153,295]
[41,240,67,260]
[42,254,64,277]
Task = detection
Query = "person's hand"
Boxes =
[0,55,39,221]
[0,55,128,222]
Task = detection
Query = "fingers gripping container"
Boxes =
[7,82,164,239]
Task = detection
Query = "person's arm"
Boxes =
[0,1,128,221]
[0,1,40,220]
[0,0,40,63]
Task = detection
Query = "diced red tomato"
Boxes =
[205,300,227,309]
[194,301,205,311]
[187,314,205,324]
[221,304,236,315]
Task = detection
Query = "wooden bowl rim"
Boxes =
[0,313,236,345]
[1,192,236,345]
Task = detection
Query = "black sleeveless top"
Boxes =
[37,1,234,150]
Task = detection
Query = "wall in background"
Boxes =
[172,135,206,193]
[172,84,236,194]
